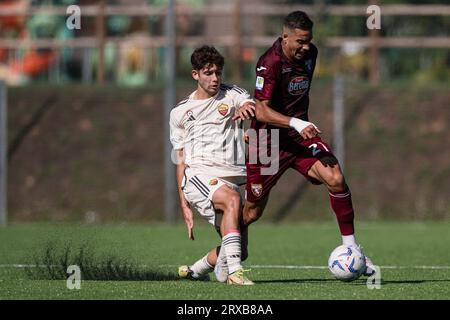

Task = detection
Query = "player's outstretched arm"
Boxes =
[175,149,195,240]
[255,99,290,128]
[255,99,321,139]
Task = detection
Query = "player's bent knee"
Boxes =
[324,171,345,191]
[330,173,344,187]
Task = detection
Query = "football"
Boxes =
[328,245,366,282]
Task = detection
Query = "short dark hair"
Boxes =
[190,45,225,71]
[283,11,313,31]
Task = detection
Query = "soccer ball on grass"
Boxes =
[328,245,366,282]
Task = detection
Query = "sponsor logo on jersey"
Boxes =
[217,104,229,116]
[282,67,292,74]
[251,183,263,197]
[185,110,195,121]
[255,76,264,91]
[209,179,218,186]
[288,76,309,96]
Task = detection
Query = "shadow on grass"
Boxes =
[360,279,450,286]
[256,278,339,284]
[25,242,179,281]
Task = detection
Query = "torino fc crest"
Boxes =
[251,184,263,197]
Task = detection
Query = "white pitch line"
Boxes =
[247,265,450,270]
[159,264,450,270]
[1,264,450,270]
[250,265,328,269]
[0,264,51,268]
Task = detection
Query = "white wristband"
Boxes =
[289,117,317,134]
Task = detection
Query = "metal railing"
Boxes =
[0,2,449,84]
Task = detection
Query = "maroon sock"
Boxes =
[329,189,355,236]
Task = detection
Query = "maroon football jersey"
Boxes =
[252,37,317,146]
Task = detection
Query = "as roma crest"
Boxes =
[217,104,229,116]
[251,184,263,197]
[209,179,218,186]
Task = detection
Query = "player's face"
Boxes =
[192,64,222,97]
[282,28,313,61]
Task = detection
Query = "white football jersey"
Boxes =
[170,84,254,178]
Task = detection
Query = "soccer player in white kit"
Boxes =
[170,46,255,285]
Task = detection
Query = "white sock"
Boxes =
[222,232,242,274]
[213,245,229,283]
[217,245,227,266]
[190,254,213,278]
[342,234,357,246]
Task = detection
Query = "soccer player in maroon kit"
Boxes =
[242,11,375,276]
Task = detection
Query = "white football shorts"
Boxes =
[182,173,245,228]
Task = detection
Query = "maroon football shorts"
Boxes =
[246,136,336,203]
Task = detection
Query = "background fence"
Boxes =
[1,1,449,86]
